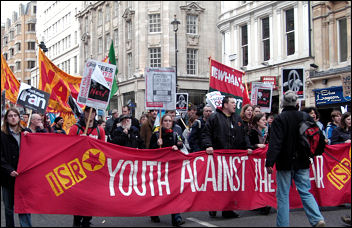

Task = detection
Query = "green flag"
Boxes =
[106,41,118,111]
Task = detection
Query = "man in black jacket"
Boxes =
[1,108,32,227]
[202,96,253,219]
[265,90,325,227]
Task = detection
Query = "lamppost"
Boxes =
[171,15,180,92]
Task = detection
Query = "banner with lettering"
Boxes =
[15,134,350,216]
[1,54,20,104]
[209,59,250,114]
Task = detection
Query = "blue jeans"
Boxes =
[2,186,32,227]
[276,169,324,227]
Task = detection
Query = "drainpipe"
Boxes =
[308,1,312,57]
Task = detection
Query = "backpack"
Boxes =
[298,113,326,158]
[75,122,100,138]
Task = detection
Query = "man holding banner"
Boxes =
[202,95,253,219]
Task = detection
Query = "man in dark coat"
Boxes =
[265,90,325,227]
[202,96,253,219]
[188,105,212,152]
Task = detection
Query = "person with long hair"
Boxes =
[149,114,185,226]
[331,112,351,145]
[1,108,32,227]
[240,103,254,134]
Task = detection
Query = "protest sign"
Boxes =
[15,134,351,216]
[206,91,224,111]
[251,82,273,113]
[78,60,116,110]
[145,67,176,110]
[176,93,188,112]
[17,83,50,114]
[282,68,305,99]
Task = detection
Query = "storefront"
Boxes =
[313,86,351,126]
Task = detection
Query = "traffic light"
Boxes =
[39,41,48,52]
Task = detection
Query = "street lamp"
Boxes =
[171,15,180,91]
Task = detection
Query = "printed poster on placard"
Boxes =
[17,83,50,114]
[77,60,116,110]
[282,68,304,99]
[251,82,273,113]
[176,93,188,113]
[145,67,176,110]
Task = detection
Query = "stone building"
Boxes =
[76,1,221,118]
[1,1,37,84]
[307,1,351,124]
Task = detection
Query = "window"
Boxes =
[262,17,270,61]
[10,31,14,40]
[9,48,14,56]
[74,56,77,73]
[186,15,198,34]
[4,53,8,60]
[187,49,198,75]
[27,61,35,69]
[98,38,103,54]
[285,8,295,56]
[127,53,132,77]
[241,24,248,66]
[28,23,35,32]
[33,5,36,14]
[98,9,103,26]
[106,33,110,51]
[338,18,347,62]
[127,21,132,40]
[114,1,119,18]
[15,42,21,52]
[16,24,21,34]
[105,5,110,23]
[28,42,35,50]
[149,48,161,67]
[149,14,161,33]
[16,61,21,71]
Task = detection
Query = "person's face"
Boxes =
[149,110,158,120]
[203,107,213,119]
[122,118,131,127]
[23,115,29,122]
[189,109,197,118]
[224,98,236,114]
[85,110,96,122]
[167,111,176,121]
[309,110,317,121]
[245,107,253,119]
[333,115,341,124]
[162,116,173,129]
[258,116,267,129]
[32,114,43,127]
[267,116,274,125]
[122,107,129,115]
[113,112,119,119]
[100,122,106,129]
[254,107,261,116]
[7,111,20,127]
[345,115,351,127]
[57,119,64,127]
[140,116,148,125]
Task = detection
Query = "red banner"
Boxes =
[15,134,350,216]
[1,54,20,104]
[209,59,250,110]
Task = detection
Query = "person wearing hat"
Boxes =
[109,114,145,149]
[265,90,326,227]
[52,116,66,134]
[105,109,119,141]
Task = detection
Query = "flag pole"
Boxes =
[159,109,162,148]
[84,108,93,135]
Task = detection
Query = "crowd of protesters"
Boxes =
[1,93,351,227]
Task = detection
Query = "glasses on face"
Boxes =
[8,114,19,118]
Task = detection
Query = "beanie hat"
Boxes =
[54,116,63,123]
[282,90,298,107]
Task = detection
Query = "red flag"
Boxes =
[1,54,20,104]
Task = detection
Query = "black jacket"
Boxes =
[110,126,145,149]
[330,127,351,144]
[266,107,314,170]
[150,128,183,149]
[1,127,23,188]
[189,118,206,152]
[249,127,268,149]
[202,109,252,150]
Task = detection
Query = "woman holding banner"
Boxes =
[149,114,185,226]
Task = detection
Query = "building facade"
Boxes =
[76,1,221,118]
[307,1,351,124]
[218,1,315,114]
[1,1,37,84]
[31,1,82,88]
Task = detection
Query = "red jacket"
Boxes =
[68,119,105,141]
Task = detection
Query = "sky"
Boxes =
[1,1,30,24]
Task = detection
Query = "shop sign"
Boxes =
[261,76,277,90]
[313,86,351,106]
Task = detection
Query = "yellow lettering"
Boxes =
[68,158,87,183]
[54,164,76,190]
[45,171,64,196]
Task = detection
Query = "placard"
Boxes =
[17,83,50,114]
[282,68,304,99]
[145,67,176,110]
[176,93,188,112]
[251,82,273,113]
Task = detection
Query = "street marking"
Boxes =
[186,217,219,227]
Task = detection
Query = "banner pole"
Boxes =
[159,109,162,148]
[84,108,93,135]
[27,109,33,128]
[208,57,212,92]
